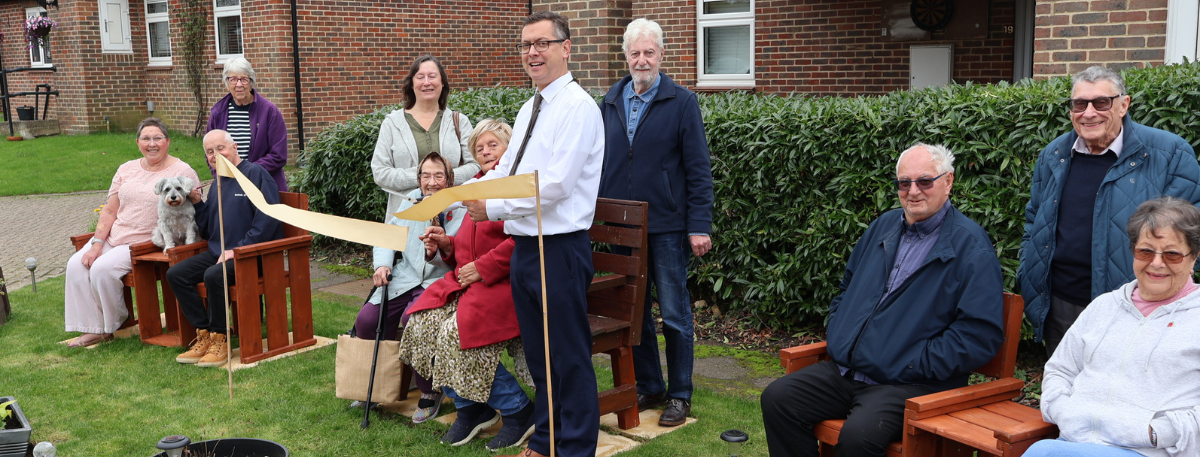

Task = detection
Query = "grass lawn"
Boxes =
[0,133,209,196]
[1,278,768,456]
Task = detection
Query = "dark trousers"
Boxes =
[511,232,598,457]
[1044,295,1086,357]
[166,251,236,334]
[761,361,937,457]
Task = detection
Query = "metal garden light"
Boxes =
[156,435,190,457]
[720,429,748,457]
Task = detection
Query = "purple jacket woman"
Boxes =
[206,83,288,191]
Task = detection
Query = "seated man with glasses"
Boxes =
[762,143,1004,457]
[1018,65,1200,358]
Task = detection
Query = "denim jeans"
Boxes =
[626,231,695,401]
[442,363,531,416]
[1023,439,1144,457]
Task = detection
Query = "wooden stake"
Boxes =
[534,171,555,457]
[216,164,234,399]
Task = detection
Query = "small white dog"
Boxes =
[152,176,200,253]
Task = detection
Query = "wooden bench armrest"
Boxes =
[231,235,313,259]
[994,416,1058,443]
[166,241,210,263]
[589,274,626,292]
[905,377,1025,420]
[70,232,95,251]
[128,241,161,256]
[780,341,828,374]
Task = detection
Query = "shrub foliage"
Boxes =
[296,63,1200,329]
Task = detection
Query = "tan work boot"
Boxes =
[196,332,229,368]
[176,330,212,364]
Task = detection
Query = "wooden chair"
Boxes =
[68,234,146,332]
[166,192,316,364]
[779,292,1055,456]
[587,198,651,430]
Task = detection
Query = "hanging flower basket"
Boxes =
[24,16,56,49]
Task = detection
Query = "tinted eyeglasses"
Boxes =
[1132,248,1193,264]
[894,172,947,192]
[1067,95,1123,113]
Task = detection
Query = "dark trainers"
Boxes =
[658,398,690,427]
[637,392,666,412]
[486,404,537,451]
[442,407,499,446]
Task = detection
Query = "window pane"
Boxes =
[147,1,168,14]
[217,15,242,55]
[704,0,750,14]
[149,21,171,57]
[215,0,239,7]
[704,25,750,75]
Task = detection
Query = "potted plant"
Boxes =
[24,16,55,49]
[0,397,32,457]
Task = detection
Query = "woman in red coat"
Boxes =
[398,120,536,451]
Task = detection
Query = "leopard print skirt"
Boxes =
[398,297,532,403]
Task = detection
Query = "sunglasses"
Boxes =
[1067,95,1123,113]
[1132,248,1193,264]
[894,172,947,192]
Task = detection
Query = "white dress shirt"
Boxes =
[472,72,604,236]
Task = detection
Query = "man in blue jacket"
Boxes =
[761,144,1003,457]
[598,18,714,427]
[167,129,282,369]
[1018,66,1200,356]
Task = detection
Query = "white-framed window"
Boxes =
[213,0,243,62]
[696,0,754,88]
[146,0,171,65]
[98,0,132,53]
[1165,0,1199,64]
[26,7,51,67]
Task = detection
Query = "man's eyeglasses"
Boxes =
[138,135,167,143]
[1132,248,1193,264]
[1067,95,1122,113]
[226,76,252,86]
[894,172,947,192]
[516,39,566,54]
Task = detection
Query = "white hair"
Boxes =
[222,57,256,84]
[1072,65,1126,95]
[622,18,664,54]
[896,143,955,175]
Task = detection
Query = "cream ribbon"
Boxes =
[213,154,410,252]
[391,174,538,221]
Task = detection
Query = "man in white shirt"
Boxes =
[464,10,604,457]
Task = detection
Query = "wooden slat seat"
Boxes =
[157,192,316,364]
[779,293,1055,456]
[586,198,650,430]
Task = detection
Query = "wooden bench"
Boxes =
[780,292,1055,456]
[162,192,316,364]
[587,198,650,430]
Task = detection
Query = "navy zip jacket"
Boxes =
[599,72,713,234]
[193,160,283,257]
[826,205,1004,391]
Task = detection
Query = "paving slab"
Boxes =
[0,191,107,290]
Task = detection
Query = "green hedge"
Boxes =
[296,63,1200,328]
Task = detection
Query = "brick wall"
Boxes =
[563,0,1015,96]
[533,0,631,93]
[1032,0,1167,78]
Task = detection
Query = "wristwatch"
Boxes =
[89,237,104,246]
[1150,425,1158,447]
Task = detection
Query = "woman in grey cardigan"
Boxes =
[372,55,479,218]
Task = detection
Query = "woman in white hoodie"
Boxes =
[1026,196,1200,457]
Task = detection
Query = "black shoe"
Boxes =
[658,398,690,427]
[486,405,537,451]
[442,407,499,446]
[637,392,666,412]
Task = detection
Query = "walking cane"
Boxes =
[361,272,392,429]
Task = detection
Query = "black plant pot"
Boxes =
[149,438,288,457]
[14,107,33,121]
[0,397,32,457]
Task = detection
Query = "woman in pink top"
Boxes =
[64,118,201,347]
